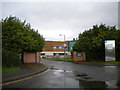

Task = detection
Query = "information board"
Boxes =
[76,53,82,57]
[105,40,115,61]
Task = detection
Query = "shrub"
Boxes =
[2,49,21,67]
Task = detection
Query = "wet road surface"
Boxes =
[2,59,120,89]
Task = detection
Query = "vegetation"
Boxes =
[2,49,21,67]
[44,58,120,64]
[2,67,20,73]
[45,58,73,62]
[1,15,45,67]
[101,61,120,64]
[2,15,45,53]
[77,61,120,64]
[73,24,120,61]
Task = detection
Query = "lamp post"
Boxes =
[59,34,66,59]
[59,34,66,72]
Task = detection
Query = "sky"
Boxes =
[1,0,119,41]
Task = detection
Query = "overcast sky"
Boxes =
[2,1,118,41]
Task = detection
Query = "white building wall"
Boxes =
[41,51,71,58]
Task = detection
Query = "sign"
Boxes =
[105,40,115,61]
[68,41,76,52]
[76,53,82,57]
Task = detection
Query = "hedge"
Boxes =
[2,49,21,67]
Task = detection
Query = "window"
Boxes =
[59,53,64,55]
[53,46,57,49]
[41,53,45,55]
[58,46,63,49]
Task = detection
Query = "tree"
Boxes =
[2,16,45,64]
[2,15,45,52]
[73,24,120,61]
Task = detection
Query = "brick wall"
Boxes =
[73,52,86,62]
[36,52,40,63]
[23,52,40,63]
[43,41,68,52]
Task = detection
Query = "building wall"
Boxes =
[41,51,71,58]
[43,41,54,51]
[41,41,70,58]
[43,41,68,52]
[23,52,40,63]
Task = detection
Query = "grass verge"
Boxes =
[78,61,120,64]
[44,58,120,64]
[98,61,120,64]
[45,58,73,62]
[2,67,21,73]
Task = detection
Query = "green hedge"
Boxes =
[2,49,21,67]
[46,58,73,62]
[86,50,105,61]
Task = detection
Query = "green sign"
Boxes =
[76,53,82,57]
[68,41,76,52]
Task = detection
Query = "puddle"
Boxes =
[53,69,73,73]
[65,71,73,73]
[75,72,118,88]
[76,73,88,77]
[75,73,93,80]
[78,80,120,88]
[79,80,107,88]
[58,62,63,63]
[116,81,120,88]
[104,66,117,72]
[52,69,119,88]
[53,70,64,72]
[65,78,79,88]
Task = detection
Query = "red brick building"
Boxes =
[41,41,71,58]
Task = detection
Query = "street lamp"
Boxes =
[59,34,66,59]
[60,34,66,87]
[59,34,66,72]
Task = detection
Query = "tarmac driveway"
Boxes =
[2,59,120,89]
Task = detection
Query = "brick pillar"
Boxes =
[23,52,36,63]
[82,52,86,61]
[73,51,86,62]
[36,52,40,63]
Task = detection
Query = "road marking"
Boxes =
[32,69,50,78]
[1,76,32,86]
[1,69,50,86]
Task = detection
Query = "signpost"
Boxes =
[105,40,115,61]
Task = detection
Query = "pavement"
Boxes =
[2,63,48,83]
